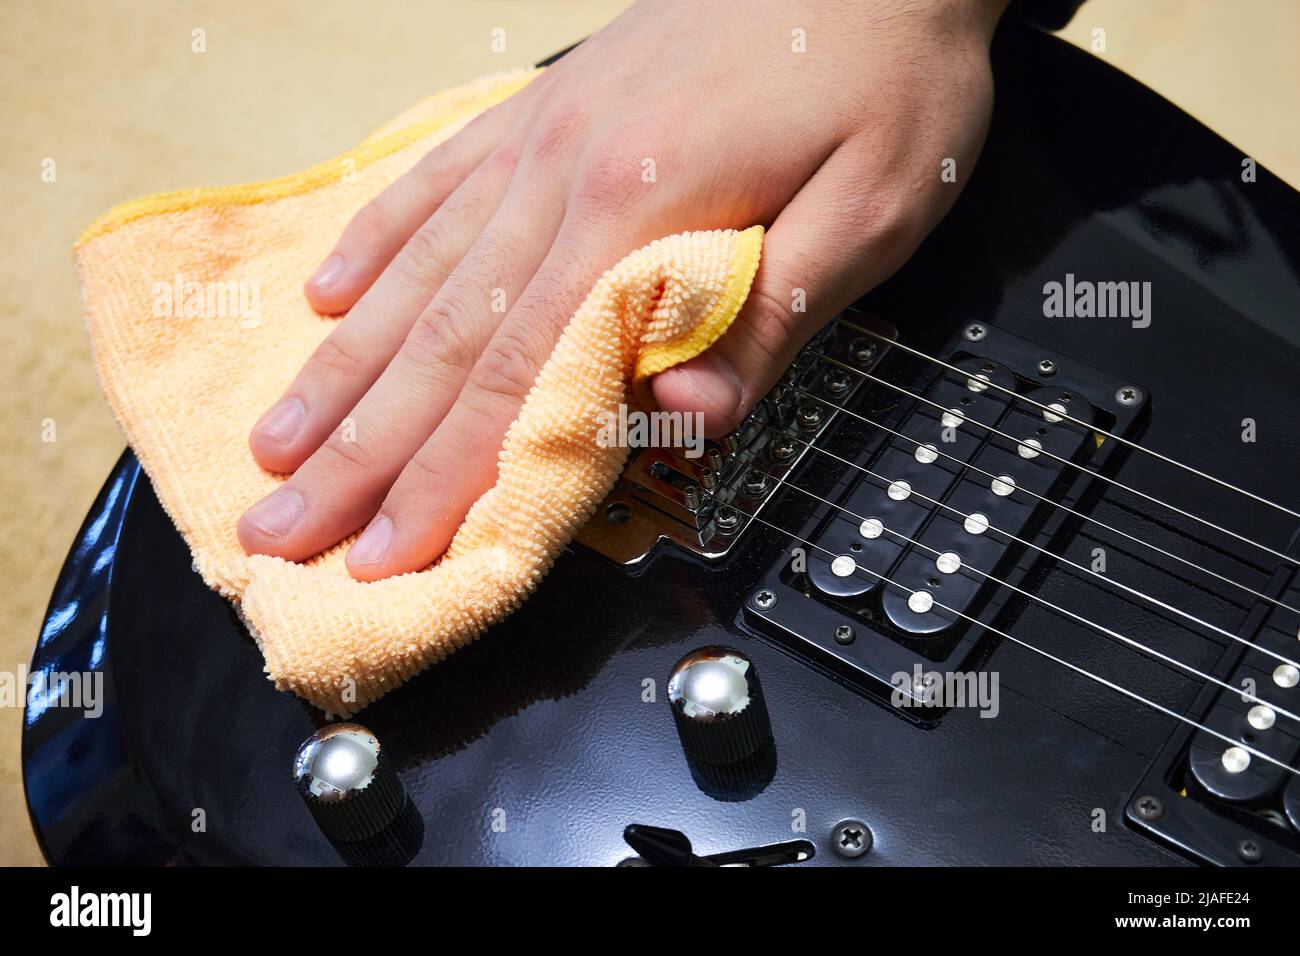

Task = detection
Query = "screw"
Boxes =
[714,506,740,532]
[1037,358,1057,376]
[1115,385,1142,407]
[683,486,700,511]
[752,589,777,611]
[963,323,987,342]
[743,470,769,497]
[797,402,823,430]
[1133,795,1164,821]
[700,468,717,492]
[771,437,797,462]
[849,337,878,365]
[1238,839,1262,864]
[834,624,855,645]
[823,369,852,396]
[830,819,872,859]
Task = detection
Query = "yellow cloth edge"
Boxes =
[75,70,539,246]
[631,224,764,404]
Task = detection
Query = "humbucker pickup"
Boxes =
[1127,540,1300,866]
[742,317,1148,718]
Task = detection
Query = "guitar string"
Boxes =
[780,379,1300,619]
[812,350,1300,568]
[738,459,1300,725]
[636,481,1300,777]
[732,420,1300,668]
[838,316,1300,524]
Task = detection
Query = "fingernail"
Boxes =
[242,489,304,538]
[307,254,344,292]
[678,350,744,417]
[254,398,305,445]
[348,515,393,566]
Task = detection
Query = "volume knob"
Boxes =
[293,723,405,843]
[668,646,773,766]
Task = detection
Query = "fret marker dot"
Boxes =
[859,518,884,540]
[914,443,939,465]
[1017,438,1042,459]
[1043,402,1068,423]
[887,479,912,501]
[991,475,1017,497]
[941,408,965,429]
[963,512,990,535]
[831,555,856,577]
[907,590,934,614]
[1273,663,1299,688]
[1221,746,1251,774]
[966,374,990,393]
[935,551,962,574]
[1247,705,1276,730]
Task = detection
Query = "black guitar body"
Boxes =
[24,21,1300,866]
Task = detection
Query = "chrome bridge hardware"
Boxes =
[576,312,897,565]
[742,321,1148,719]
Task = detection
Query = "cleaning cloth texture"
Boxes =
[77,68,764,716]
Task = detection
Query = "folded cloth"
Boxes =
[77,68,763,716]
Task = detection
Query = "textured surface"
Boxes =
[3,0,1297,864]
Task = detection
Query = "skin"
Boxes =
[238,0,1009,581]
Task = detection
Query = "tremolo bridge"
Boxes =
[575,312,898,564]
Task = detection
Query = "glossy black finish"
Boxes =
[25,20,1300,865]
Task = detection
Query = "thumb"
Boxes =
[651,145,927,437]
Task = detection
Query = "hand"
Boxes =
[238,0,1005,580]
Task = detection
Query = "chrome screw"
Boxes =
[830,819,872,859]
[797,403,823,430]
[752,589,777,611]
[1037,358,1057,376]
[834,624,855,645]
[771,437,798,462]
[964,323,987,343]
[744,470,769,497]
[1115,385,1143,407]
[823,369,852,396]
[1133,795,1163,822]
[714,506,740,532]
[849,337,878,365]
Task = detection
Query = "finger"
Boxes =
[238,181,567,561]
[304,89,533,314]
[249,145,520,474]
[652,141,940,436]
[344,222,616,579]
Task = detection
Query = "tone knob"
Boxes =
[668,646,773,766]
[293,723,405,843]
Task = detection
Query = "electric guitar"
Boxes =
[24,20,1300,867]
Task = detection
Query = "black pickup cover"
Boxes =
[742,319,1147,716]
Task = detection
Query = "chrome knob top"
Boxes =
[293,723,405,843]
[668,646,773,766]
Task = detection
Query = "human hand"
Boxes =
[238,0,1006,580]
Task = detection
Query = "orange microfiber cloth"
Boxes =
[77,68,763,716]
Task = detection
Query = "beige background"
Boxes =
[0,0,1296,865]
